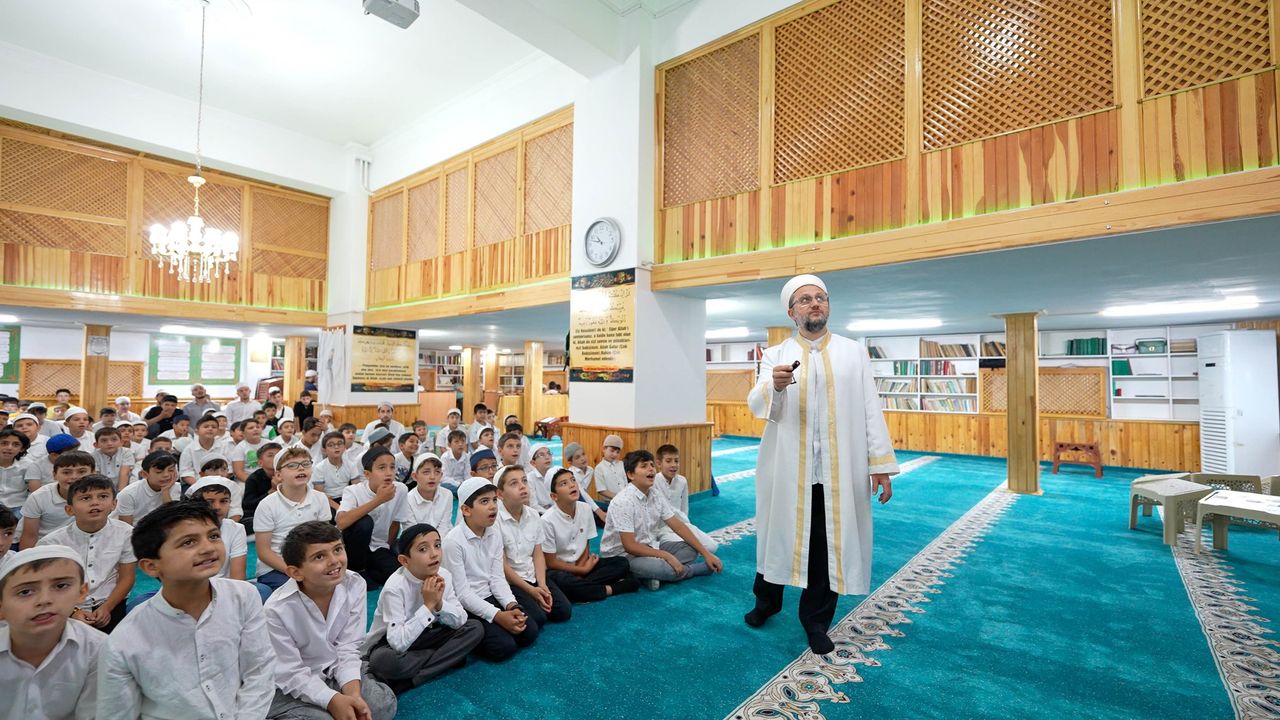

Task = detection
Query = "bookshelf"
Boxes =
[863,322,1230,420]
[498,353,525,394]
[420,350,463,391]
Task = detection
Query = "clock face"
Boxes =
[585,218,621,267]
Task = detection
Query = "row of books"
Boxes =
[919,359,964,375]
[877,379,916,393]
[923,378,973,394]
[881,397,920,410]
[876,361,918,376]
[922,397,976,412]
[867,345,887,358]
[1170,338,1197,354]
[1064,337,1106,355]
[981,340,1007,357]
[921,340,976,358]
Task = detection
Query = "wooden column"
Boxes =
[482,346,499,395]
[283,336,307,404]
[903,0,924,224]
[523,340,544,427]
[1112,0,1143,190]
[1003,312,1041,495]
[766,326,793,347]
[462,346,481,415]
[80,325,111,411]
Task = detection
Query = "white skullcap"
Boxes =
[115,396,131,404]
[62,406,89,420]
[446,408,461,417]
[376,401,395,411]
[457,476,497,506]
[304,369,317,377]
[10,413,37,425]
[780,274,827,312]
[235,382,251,391]
[530,443,550,459]
[411,452,441,475]
[0,545,85,585]
[188,475,234,496]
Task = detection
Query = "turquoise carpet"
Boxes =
[124,437,1277,719]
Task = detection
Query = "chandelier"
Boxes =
[148,2,238,283]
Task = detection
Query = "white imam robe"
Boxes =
[747,332,899,595]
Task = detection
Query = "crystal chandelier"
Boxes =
[148,2,238,283]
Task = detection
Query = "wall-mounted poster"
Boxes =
[569,268,635,383]
[148,335,243,385]
[350,326,417,392]
[0,326,19,383]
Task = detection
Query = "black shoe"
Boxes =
[610,577,640,595]
[743,605,780,628]
[806,630,835,655]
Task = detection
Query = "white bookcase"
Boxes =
[865,334,979,413]
[421,350,463,391]
[498,353,525,394]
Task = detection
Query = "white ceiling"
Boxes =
[0,0,546,145]
[0,305,320,340]
[393,303,569,351]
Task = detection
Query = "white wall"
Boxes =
[368,54,587,190]
[652,0,798,63]
[0,41,349,195]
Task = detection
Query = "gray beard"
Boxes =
[802,315,828,334]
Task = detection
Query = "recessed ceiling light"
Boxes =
[160,324,244,339]
[417,329,447,337]
[847,318,942,332]
[0,314,18,324]
[705,298,738,314]
[705,327,750,339]
[499,348,512,354]
[448,345,463,351]
[1100,295,1259,317]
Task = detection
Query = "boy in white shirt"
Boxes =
[502,417,532,466]
[434,409,463,452]
[231,418,267,482]
[473,427,495,456]
[594,434,626,504]
[392,432,418,483]
[0,427,32,516]
[442,477,537,661]
[157,413,193,454]
[313,430,362,512]
[129,421,151,464]
[440,430,470,492]
[0,507,15,561]
[655,443,718,552]
[564,442,607,526]
[186,477,249,582]
[253,446,331,593]
[114,451,180,526]
[37,475,134,633]
[495,465,570,629]
[61,407,94,452]
[541,467,637,602]
[264,521,397,720]
[98,502,275,720]
[403,454,453,537]
[526,445,555,513]
[177,414,224,488]
[496,432,527,474]
[600,449,723,590]
[90,427,133,493]
[467,403,488,450]
[23,432,80,491]
[274,417,297,447]
[0,545,104,720]
[19,450,94,549]
[298,417,324,462]
[338,423,363,466]
[364,523,483,693]
[410,421,430,456]
[337,446,410,589]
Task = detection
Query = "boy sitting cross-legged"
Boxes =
[19,449,94,548]
[37,475,134,633]
[97,502,276,719]
[336,446,410,589]
[600,449,724,591]
[114,451,181,526]
[541,467,638,603]
[403,453,453,537]
[526,445,554,513]
[363,523,483,694]
[442,477,537,661]
[254,446,331,593]
[0,545,105,720]
[264,521,398,720]
[440,430,470,492]
[495,465,570,627]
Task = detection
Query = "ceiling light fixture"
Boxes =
[1100,295,1260,317]
[0,314,18,324]
[705,298,739,314]
[160,324,244,339]
[417,329,447,337]
[705,327,750,339]
[148,2,239,284]
[847,318,943,332]
[447,345,463,351]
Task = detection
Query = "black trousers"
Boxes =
[752,483,839,634]
[343,515,399,588]
[95,600,128,634]
[469,595,539,661]
[548,556,632,603]
[511,578,572,625]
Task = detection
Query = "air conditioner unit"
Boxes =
[363,0,419,28]
[1198,330,1279,475]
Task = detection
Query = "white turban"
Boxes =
[780,274,827,312]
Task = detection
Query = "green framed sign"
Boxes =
[148,334,243,385]
[0,326,18,383]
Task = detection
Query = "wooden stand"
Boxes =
[1052,440,1103,477]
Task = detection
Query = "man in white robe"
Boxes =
[745,274,899,654]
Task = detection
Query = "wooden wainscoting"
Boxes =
[560,421,714,495]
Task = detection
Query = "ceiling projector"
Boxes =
[363,0,419,28]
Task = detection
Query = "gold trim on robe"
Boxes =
[820,337,845,594]
[792,341,811,585]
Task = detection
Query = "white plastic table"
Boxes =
[1194,490,1280,553]
[1128,476,1213,545]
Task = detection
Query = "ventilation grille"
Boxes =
[1199,408,1230,473]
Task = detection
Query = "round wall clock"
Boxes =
[584,217,622,267]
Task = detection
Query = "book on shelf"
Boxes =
[919,359,964,375]
[923,378,973,394]
[921,397,976,412]
[877,379,916,393]
[880,360,916,375]
[982,340,1006,357]
[881,397,920,410]
[867,345,886,359]
[1169,339,1197,354]
[1066,337,1105,355]
[1111,358,1132,376]
[921,340,976,358]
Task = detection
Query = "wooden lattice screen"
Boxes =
[707,370,755,401]
[921,0,1114,150]
[523,124,573,233]
[980,367,1108,417]
[473,149,517,247]
[1140,0,1274,97]
[407,179,440,262]
[773,0,905,183]
[19,360,144,401]
[444,168,469,255]
[662,34,760,206]
[369,191,404,271]
[0,137,129,255]
[141,168,243,261]
[250,189,328,280]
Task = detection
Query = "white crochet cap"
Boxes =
[779,274,827,312]
[0,545,85,585]
[411,452,441,475]
[457,476,496,505]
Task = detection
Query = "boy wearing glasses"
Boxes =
[252,447,330,593]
